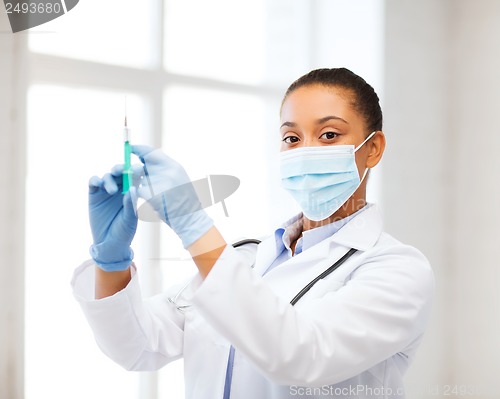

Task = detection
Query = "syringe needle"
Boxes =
[124,95,128,125]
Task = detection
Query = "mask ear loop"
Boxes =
[354,131,377,153]
[354,131,377,182]
[359,166,370,183]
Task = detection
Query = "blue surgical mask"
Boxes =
[279,132,376,221]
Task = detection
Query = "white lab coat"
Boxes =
[72,204,434,399]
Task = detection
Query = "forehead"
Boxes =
[280,85,360,125]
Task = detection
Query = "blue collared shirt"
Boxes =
[263,206,368,275]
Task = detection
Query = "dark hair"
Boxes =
[282,68,383,133]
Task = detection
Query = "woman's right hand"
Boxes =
[88,167,139,272]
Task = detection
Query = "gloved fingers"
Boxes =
[131,145,179,172]
[136,173,157,200]
[131,145,156,163]
[111,163,144,185]
[111,164,124,177]
[89,175,103,194]
[123,186,138,219]
[132,163,145,183]
[102,173,119,195]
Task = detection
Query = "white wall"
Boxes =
[384,1,500,397]
[0,11,27,399]
[383,1,450,395]
[450,0,500,394]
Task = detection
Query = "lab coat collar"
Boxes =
[329,203,382,251]
[253,203,383,276]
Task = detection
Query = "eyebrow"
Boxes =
[280,115,349,129]
[317,115,349,124]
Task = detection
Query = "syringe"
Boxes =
[122,115,133,194]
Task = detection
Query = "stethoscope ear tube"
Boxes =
[289,248,358,306]
[232,239,262,247]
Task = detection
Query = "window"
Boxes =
[25,86,149,399]
[164,0,266,84]
[28,0,159,68]
[25,1,383,398]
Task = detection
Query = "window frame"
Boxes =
[23,3,288,399]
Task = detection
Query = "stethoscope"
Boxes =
[167,239,357,310]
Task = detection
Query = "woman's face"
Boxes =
[279,84,385,225]
[280,84,369,151]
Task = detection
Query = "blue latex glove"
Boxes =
[132,145,214,248]
[88,167,140,271]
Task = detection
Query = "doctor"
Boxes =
[72,68,434,399]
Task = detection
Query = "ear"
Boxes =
[366,131,386,168]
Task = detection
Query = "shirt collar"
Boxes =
[274,213,302,254]
[253,203,383,276]
[274,205,370,255]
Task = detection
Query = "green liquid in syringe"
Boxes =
[122,140,133,194]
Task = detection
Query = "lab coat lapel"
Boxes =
[261,240,351,303]
[252,235,280,276]
[329,204,383,251]
[255,204,384,303]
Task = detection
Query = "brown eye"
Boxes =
[283,136,300,144]
[320,132,338,140]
